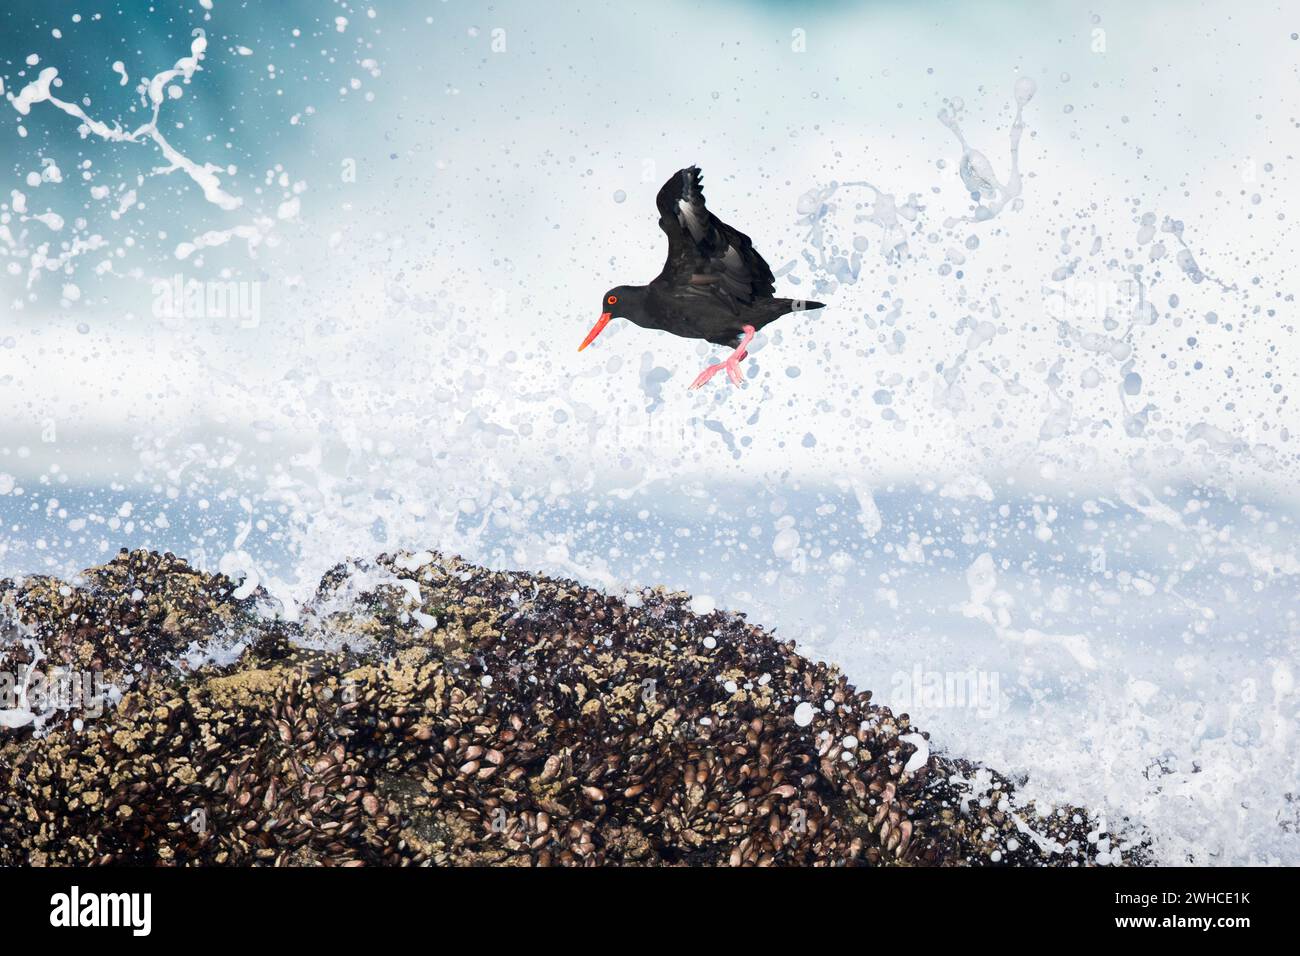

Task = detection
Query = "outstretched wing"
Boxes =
[655,166,775,312]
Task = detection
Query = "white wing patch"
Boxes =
[677,198,708,242]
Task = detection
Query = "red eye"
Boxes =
[607,294,618,305]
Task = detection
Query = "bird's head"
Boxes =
[578,286,635,351]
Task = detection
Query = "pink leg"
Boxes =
[690,325,756,390]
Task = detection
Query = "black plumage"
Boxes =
[580,166,825,357]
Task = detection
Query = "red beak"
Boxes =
[578,312,612,352]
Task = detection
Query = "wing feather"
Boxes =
[655,166,775,307]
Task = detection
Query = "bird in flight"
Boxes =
[579,166,825,389]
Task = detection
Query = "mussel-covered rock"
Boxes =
[0,548,1144,866]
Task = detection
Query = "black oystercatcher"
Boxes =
[579,166,825,388]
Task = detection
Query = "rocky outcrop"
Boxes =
[0,549,1142,866]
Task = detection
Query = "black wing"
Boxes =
[655,166,776,312]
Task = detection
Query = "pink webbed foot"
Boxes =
[689,325,756,390]
[689,360,729,390]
